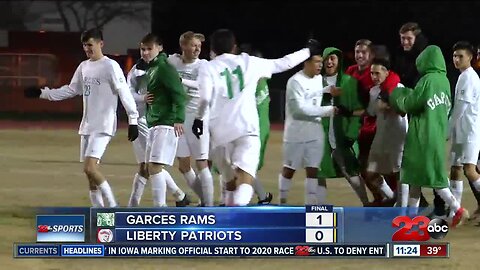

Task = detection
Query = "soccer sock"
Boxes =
[183,168,202,197]
[98,181,117,207]
[471,178,480,193]
[151,171,167,207]
[435,187,460,213]
[218,174,226,205]
[395,182,409,207]
[89,189,104,208]
[163,170,185,202]
[407,186,421,216]
[316,185,327,204]
[347,175,369,204]
[234,183,254,206]
[198,167,214,206]
[253,176,267,200]
[305,178,318,205]
[378,176,394,200]
[128,173,147,207]
[279,174,292,204]
[449,180,463,204]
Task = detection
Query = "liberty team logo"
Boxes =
[97,213,115,226]
[97,228,114,243]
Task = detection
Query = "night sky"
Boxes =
[152,0,479,120]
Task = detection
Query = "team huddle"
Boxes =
[24,22,480,228]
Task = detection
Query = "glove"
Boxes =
[337,105,353,117]
[24,86,42,98]
[128,125,139,141]
[378,90,389,103]
[306,39,321,56]
[192,119,203,139]
[136,59,148,71]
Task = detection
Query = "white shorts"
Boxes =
[283,140,324,170]
[80,133,112,162]
[211,135,260,179]
[176,114,210,160]
[367,150,403,174]
[145,125,179,166]
[450,142,480,166]
[132,117,150,164]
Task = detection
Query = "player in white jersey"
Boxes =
[449,41,480,211]
[167,31,215,206]
[364,58,408,206]
[278,54,338,205]
[193,29,321,206]
[24,28,139,207]
[126,35,189,207]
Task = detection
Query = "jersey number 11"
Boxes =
[220,65,244,99]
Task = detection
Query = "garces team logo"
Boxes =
[97,228,114,243]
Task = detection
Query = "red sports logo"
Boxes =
[37,225,51,233]
[294,245,311,256]
[392,216,449,241]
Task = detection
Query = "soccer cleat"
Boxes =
[258,192,273,205]
[451,207,469,228]
[175,194,191,207]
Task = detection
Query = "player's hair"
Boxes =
[355,39,373,50]
[180,31,205,45]
[141,33,163,46]
[81,28,103,42]
[453,41,475,56]
[399,22,421,35]
[371,57,391,70]
[210,29,236,55]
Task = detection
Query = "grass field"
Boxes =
[0,126,478,269]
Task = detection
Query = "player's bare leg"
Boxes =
[225,178,237,206]
[316,178,327,204]
[332,148,369,205]
[196,159,214,206]
[233,168,254,206]
[84,157,116,207]
[128,162,148,207]
[305,167,320,204]
[178,157,203,204]
[279,167,295,205]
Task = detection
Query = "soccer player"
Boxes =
[448,41,480,216]
[24,28,139,207]
[389,45,468,227]
[278,54,338,205]
[194,29,320,206]
[142,33,188,207]
[167,31,214,206]
[317,47,369,206]
[126,35,189,207]
[364,58,408,206]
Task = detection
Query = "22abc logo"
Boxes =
[392,216,449,241]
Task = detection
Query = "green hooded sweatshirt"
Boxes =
[389,45,451,188]
[318,47,363,178]
[145,52,186,128]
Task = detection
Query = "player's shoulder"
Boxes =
[287,71,305,86]
[167,53,181,64]
[102,56,122,71]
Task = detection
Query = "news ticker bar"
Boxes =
[13,243,449,258]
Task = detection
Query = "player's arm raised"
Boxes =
[25,63,84,100]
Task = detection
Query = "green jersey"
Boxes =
[145,53,186,128]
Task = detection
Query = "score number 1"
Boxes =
[305,213,336,243]
[305,213,335,227]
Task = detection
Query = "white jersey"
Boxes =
[40,56,138,136]
[168,54,208,114]
[451,67,480,144]
[197,48,310,148]
[284,70,335,143]
[126,64,148,118]
[370,83,408,153]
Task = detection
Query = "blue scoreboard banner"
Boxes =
[14,206,450,258]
